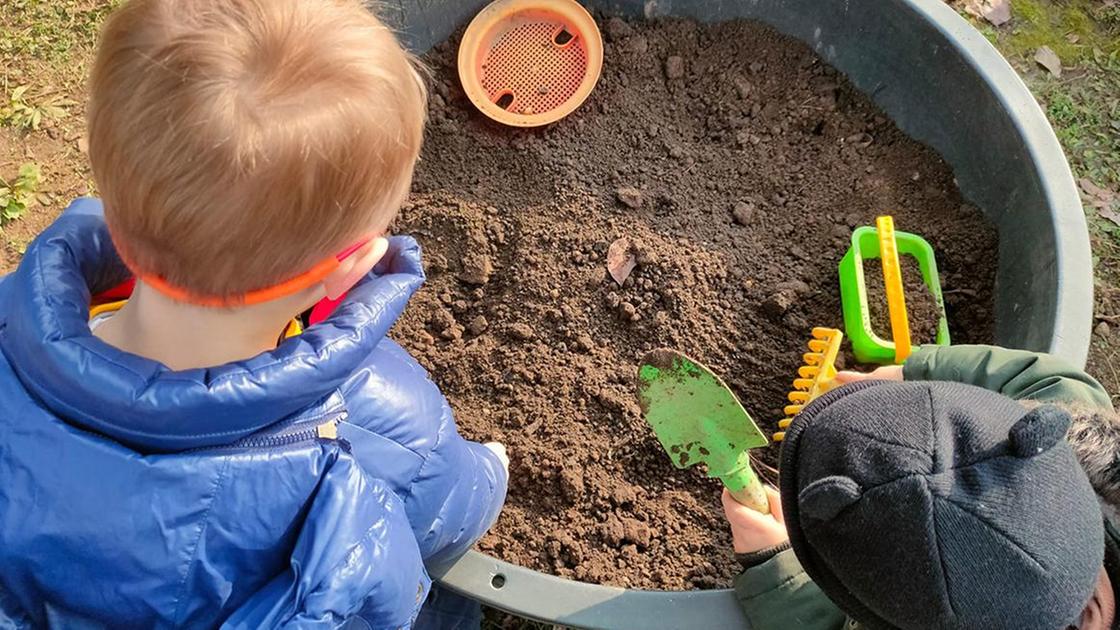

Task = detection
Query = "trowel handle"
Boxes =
[721,465,770,514]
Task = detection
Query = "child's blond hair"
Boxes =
[88,0,427,299]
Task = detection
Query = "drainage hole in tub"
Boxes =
[554,29,574,46]
[491,574,507,589]
[494,92,514,110]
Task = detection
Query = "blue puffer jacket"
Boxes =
[0,199,507,629]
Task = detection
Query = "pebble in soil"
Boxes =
[390,16,998,590]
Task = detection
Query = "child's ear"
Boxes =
[322,237,390,300]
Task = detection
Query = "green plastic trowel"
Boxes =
[637,349,771,513]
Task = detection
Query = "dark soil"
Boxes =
[391,16,998,590]
[864,255,943,345]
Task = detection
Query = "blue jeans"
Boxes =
[412,584,482,630]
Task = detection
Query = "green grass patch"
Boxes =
[963,1,1120,191]
[0,163,41,227]
[0,84,72,130]
[1033,48,1120,188]
[993,0,1120,62]
[0,0,119,67]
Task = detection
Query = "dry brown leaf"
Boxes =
[1080,178,1112,200]
[1079,178,1117,210]
[982,0,1011,25]
[1080,178,1120,224]
[1101,208,1120,228]
[964,0,1011,26]
[1035,46,1062,77]
[606,237,637,286]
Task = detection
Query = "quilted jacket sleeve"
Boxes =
[222,454,430,630]
[402,392,508,566]
[340,339,508,567]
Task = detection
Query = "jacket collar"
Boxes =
[0,198,425,452]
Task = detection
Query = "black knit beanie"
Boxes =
[780,381,1105,630]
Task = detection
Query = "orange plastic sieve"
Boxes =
[457,0,604,127]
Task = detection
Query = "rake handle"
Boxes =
[877,216,912,362]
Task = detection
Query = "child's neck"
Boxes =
[93,281,305,371]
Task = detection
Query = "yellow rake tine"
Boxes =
[778,418,793,429]
[788,391,809,404]
[808,339,828,353]
[798,365,820,379]
[794,378,814,390]
[773,432,785,442]
[784,404,803,416]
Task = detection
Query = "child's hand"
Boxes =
[721,487,788,554]
[484,442,509,471]
[834,364,904,385]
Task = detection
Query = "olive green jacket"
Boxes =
[734,344,1115,630]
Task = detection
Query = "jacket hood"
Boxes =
[0,198,425,452]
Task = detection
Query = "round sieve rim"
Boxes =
[457,0,604,127]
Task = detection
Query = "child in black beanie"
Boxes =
[725,345,1120,630]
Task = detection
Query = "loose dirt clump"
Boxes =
[392,17,998,590]
[864,256,944,345]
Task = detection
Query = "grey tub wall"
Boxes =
[378,0,1094,367]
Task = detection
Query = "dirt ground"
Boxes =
[390,17,997,590]
[0,1,107,270]
[864,255,945,346]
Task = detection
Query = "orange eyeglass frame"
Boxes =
[120,237,373,308]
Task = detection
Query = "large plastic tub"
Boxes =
[379,0,1095,627]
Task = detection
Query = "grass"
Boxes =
[989,0,1120,62]
[967,0,1120,189]
[0,0,118,67]
[1040,62,1120,188]
[0,0,121,123]
[962,0,1120,321]
[0,84,72,130]
[0,162,41,228]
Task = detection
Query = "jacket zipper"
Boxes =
[221,413,346,451]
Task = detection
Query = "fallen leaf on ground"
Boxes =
[1081,178,1120,224]
[1100,208,1120,228]
[1035,46,1062,77]
[982,0,1012,25]
[1080,178,1112,200]
[606,237,637,286]
[964,0,1011,26]
[1079,178,1117,209]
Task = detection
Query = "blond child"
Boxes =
[0,0,506,627]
